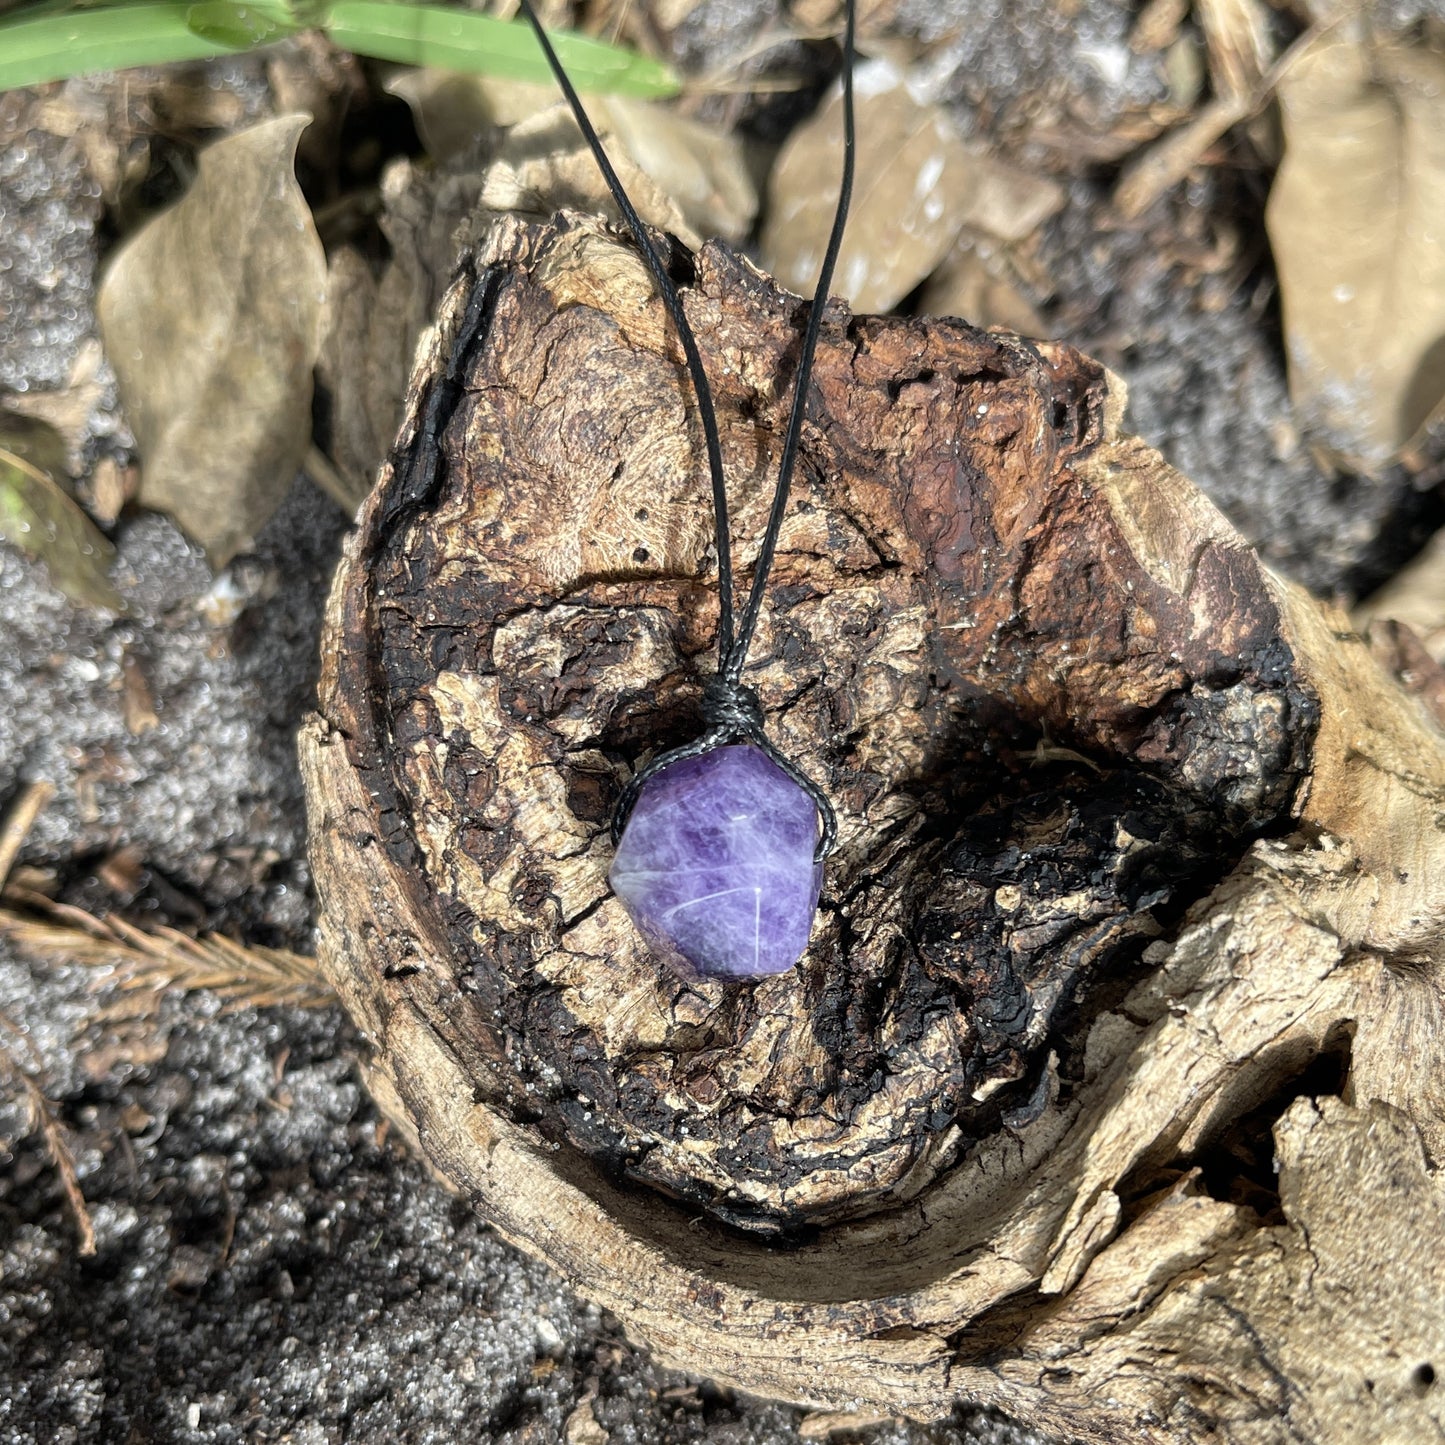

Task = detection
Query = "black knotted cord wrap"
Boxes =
[518,0,857,864]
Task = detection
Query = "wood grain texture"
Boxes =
[301,213,1445,1442]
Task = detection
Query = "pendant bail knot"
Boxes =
[699,675,766,742]
[610,673,837,864]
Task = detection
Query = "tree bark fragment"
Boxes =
[301,213,1445,1444]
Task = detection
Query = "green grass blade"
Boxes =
[324,2,678,97]
[0,0,673,106]
[185,0,298,48]
[0,2,296,90]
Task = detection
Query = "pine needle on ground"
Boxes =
[0,893,335,1012]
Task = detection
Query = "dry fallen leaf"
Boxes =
[1266,31,1445,470]
[316,244,397,507]
[1163,34,1208,110]
[0,416,122,612]
[788,0,900,35]
[318,117,700,500]
[763,60,1059,313]
[476,106,697,242]
[1197,0,1279,161]
[1197,0,1275,99]
[1,338,108,475]
[1356,526,1445,664]
[86,457,137,528]
[317,151,501,503]
[265,35,366,180]
[592,94,757,244]
[385,68,549,154]
[919,235,1049,336]
[954,157,1065,246]
[1129,0,1189,54]
[650,0,705,25]
[97,114,328,566]
[388,70,756,243]
[764,59,964,312]
[28,84,149,208]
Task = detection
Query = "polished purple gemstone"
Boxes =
[609,744,823,979]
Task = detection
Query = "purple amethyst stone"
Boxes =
[608,744,824,979]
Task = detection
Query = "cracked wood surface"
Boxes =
[302,213,1445,1443]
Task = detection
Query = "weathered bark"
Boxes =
[300,213,1445,1443]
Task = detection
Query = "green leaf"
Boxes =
[0,422,123,612]
[0,0,676,97]
[324,3,678,97]
[0,2,263,91]
[184,0,296,48]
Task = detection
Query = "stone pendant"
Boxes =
[608,744,824,979]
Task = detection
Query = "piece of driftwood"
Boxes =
[300,212,1445,1443]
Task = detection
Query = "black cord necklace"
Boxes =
[519,0,857,979]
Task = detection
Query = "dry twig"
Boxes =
[0,1011,96,1256]
[1113,16,1339,219]
[0,780,55,887]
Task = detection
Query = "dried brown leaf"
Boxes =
[388,71,756,243]
[318,116,701,499]
[316,152,498,501]
[1129,0,1189,53]
[86,457,137,528]
[953,157,1065,245]
[1197,0,1276,98]
[265,35,366,179]
[763,60,1057,313]
[27,86,149,207]
[0,413,67,488]
[785,0,900,36]
[919,237,1049,337]
[1164,35,1209,109]
[0,419,123,612]
[316,245,395,505]
[97,115,328,566]
[385,70,552,155]
[647,0,703,23]
[1266,32,1445,469]
[1,338,107,474]
[764,59,964,311]
[594,95,756,244]
[478,107,695,241]
[1356,526,1445,663]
